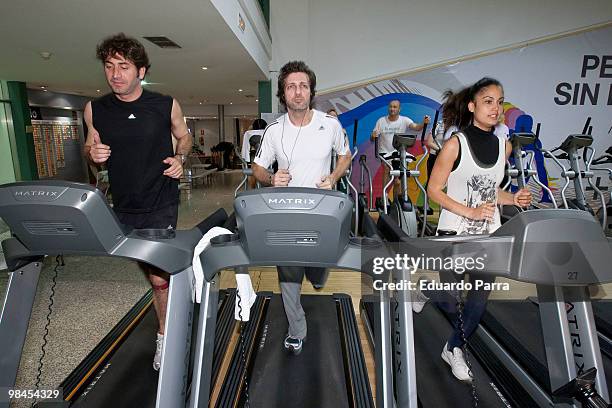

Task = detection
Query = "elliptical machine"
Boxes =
[540,133,607,229]
[591,146,612,234]
[376,118,431,237]
[501,130,558,223]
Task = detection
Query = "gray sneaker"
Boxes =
[284,335,304,355]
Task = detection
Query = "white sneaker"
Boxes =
[153,333,164,371]
[411,279,429,313]
[441,342,473,382]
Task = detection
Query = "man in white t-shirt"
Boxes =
[252,61,351,354]
[371,100,428,201]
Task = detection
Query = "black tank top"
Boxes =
[92,90,178,213]
[452,124,499,171]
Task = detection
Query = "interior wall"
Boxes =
[270,0,612,93]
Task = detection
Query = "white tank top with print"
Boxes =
[437,131,506,235]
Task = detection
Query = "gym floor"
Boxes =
[1,170,610,407]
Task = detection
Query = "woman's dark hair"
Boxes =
[252,118,267,130]
[96,33,151,76]
[276,61,317,109]
[441,77,503,130]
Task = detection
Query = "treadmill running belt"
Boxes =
[594,300,612,337]
[72,309,159,408]
[413,305,512,407]
[246,295,351,408]
[593,300,612,357]
[483,300,612,394]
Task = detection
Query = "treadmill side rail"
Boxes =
[537,285,579,408]
[374,282,395,407]
[562,287,610,403]
[189,280,220,408]
[156,271,196,408]
[392,267,418,407]
[0,262,42,402]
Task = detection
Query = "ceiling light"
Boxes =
[201,66,208,70]
[40,86,46,89]
[39,51,52,60]
[256,99,259,102]
[229,102,233,105]
[96,89,101,93]
[199,102,203,105]
[238,89,243,92]
[43,89,48,92]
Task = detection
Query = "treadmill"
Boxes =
[371,207,612,407]
[189,187,411,408]
[367,213,519,407]
[0,181,228,408]
[476,133,612,406]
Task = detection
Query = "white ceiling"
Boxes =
[0,0,268,107]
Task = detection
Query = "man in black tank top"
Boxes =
[83,33,192,371]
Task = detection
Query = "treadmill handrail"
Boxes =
[199,238,386,282]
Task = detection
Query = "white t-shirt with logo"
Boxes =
[254,110,349,188]
[373,115,414,154]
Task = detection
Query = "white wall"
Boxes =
[183,103,258,148]
[182,103,257,117]
[271,0,612,93]
[193,119,220,154]
[210,0,272,77]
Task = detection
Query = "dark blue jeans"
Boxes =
[424,271,495,350]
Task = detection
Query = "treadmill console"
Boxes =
[0,181,124,255]
[234,188,352,265]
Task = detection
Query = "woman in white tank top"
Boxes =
[419,78,532,383]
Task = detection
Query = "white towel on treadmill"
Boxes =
[191,227,256,321]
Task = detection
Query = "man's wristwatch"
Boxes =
[175,154,186,164]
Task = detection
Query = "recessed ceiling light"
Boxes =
[199,101,203,105]
[96,89,101,92]
[201,66,208,70]
[256,99,259,102]
[238,89,243,92]
[229,102,233,105]
[40,86,46,89]
[43,89,48,92]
